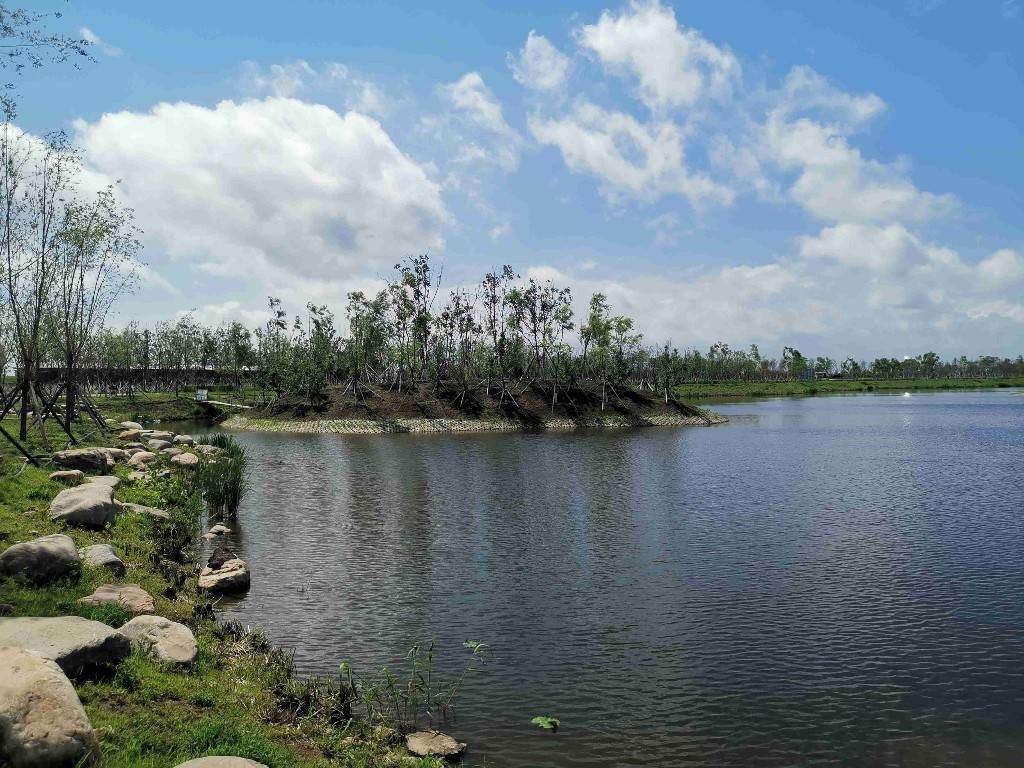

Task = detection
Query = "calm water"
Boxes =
[193,390,1024,766]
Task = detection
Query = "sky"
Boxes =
[14,0,1024,360]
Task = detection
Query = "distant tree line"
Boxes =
[26,254,1020,410]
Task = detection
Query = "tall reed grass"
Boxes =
[194,433,249,519]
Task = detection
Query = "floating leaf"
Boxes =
[463,639,489,655]
[531,715,560,731]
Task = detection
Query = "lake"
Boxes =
[193,389,1024,766]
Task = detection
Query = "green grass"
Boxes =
[0,445,446,767]
[673,376,1024,400]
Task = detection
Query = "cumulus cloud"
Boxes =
[530,100,732,206]
[508,31,571,91]
[575,0,739,111]
[797,223,952,273]
[74,98,447,286]
[977,248,1024,285]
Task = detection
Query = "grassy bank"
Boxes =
[673,377,1024,400]
[0,441,447,767]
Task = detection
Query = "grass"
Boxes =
[0,441,449,767]
[673,376,1024,400]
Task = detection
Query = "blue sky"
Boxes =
[16,0,1024,359]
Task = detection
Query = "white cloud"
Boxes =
[763,96,956,224]
[436,72,521,171]
[241,61,396,117]
[977,248,1024,285]
[176,300,269,328]
[967,300,1024,323]
[240,60,315,97]
[75,98,447,286]
[798,223,942,273]
[488,222,512,240]
[80,27,122,57]
[575,0,739,111]
[530,100,732,206]
[508,31,571,91]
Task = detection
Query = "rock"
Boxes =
[100,447,128,463]
[162,447,183,457]
[172,758,268,768]
[88,475,121,491]
[148,430,175,441]
[202,532,218,540]
[118,428,142,440]
[174,434,195,445]
[48,483,120,528]
[0,616,130,677]
[79,543,125,576]
[0,534,80,584]
[77,583,155,613]
[147,439,173,451]
[49,469,84,485]
[405,730,466,759]
[123,442,146,450]
[127,470,149,483]
[170,452,199,468]
[0,647,99,768]
[127,451,156,468]
[208,524,231,535]
[51,447,108,473]
[207,546,236,570]
[118,615,198,665]
[120,502,169,520]
[120,420,143,430]
[194,444,221,456]
[198,558,250,594]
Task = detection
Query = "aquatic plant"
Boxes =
[194,433,249,518]
[531,715,560,731]
[341,639,488,734]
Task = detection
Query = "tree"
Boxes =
[52,185,139,423]
[0,127,78,440]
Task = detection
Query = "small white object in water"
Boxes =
[903,392,911,397]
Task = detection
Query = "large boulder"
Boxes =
[127,451,156,468]
[162,447,184,457]
[0,647,99,768]
[77,583,155,613]
[194,444,221,456]
[79,543,125,576]
[173,434,195,446]
[49,484,120,528]
[118,428,142,441]
[87,475,121,491]
[198,550,250,594]
[0,616,130,678]
[405,730,466,759]
[147,439,173,452]
[148,430,175,441]
[120,502,169,521]
[173,758,268,768]
[170,452,199,468]
[0,534,80,584]
[51,448,108,473]
[119,420,143,430]
[118,615,198,665]
[49,470,84,485]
